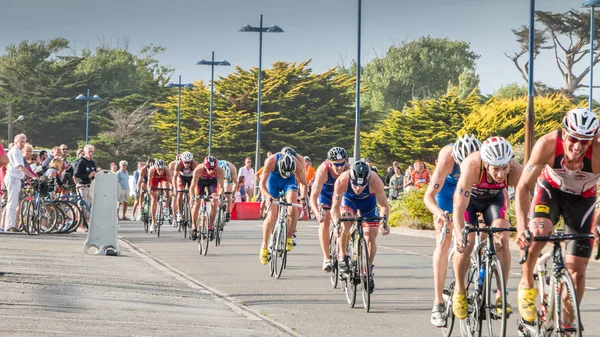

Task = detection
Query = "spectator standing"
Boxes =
[411,159,430,189]
[4,134,38,232]
[238,157,255,200]
[235,176,247,202]
[388,166,404,200]
[110,162,118,173]
[42,146,60,168]
[404,165,415,192]
[21,144,37,177]
[132,161,143,220]
[38,150,48,165]
[384,161,399,186]
[117,160,130,220]
[74,144,97,210]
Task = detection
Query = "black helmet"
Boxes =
[146,158,155,168]
[327,147,348,161]
[349,160,371,186]
[281,146,297,157]
[278,154,296,178]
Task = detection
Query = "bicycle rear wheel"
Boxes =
[485,255,506,337]
[215,210,222,246]
[157,198,163,237]
[358,237,371,312]
[555,270,582,337]
[198,212,209,256]
[329,227,339,288]
[274,221,287,279]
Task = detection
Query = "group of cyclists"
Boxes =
[128,106,600,335]
[424,107,600,335]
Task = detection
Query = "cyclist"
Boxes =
[166,155,179,221]
[189,156,225,240]
[148,159,173,233]
[309,147,350,272]
[331,160,390,293]
[424,134,481,327]
[136,158,155,215]
[452,136,523,319]
[172,151,198,226]
[514,107,600,326]
[258,147,307,265]
[218,159,238,222]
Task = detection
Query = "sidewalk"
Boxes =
[0,233,287,337]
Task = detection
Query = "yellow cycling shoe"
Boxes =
[260,248,269,265]
[518,285,538,323]
[453,292,468,320]
[286,238,294,251]
[496,297,513,317]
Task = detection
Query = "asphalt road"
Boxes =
[116,219,600,337]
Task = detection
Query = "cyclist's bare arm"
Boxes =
[330,172,349,224]
[189,166,201,200]
[310,164,327,216]
[229,162,238,191]
[217,166,225,195]
[452,153,481,243]
[515,134,554,245]
[371,172,390,219]
[137,166,146,192]
[260,156,276,201]
[172,164,181,188]
[424,146,453,219]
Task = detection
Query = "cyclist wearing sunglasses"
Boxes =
[258,147,308,265]
[423,134,481,328]
[173,152,198,225]
[452,136,523,320]
[309,147,350,272]
[331,160,390,294]
[190,156,225,240]
[514,107,600,325]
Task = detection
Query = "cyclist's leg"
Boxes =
[452,204,478,295]
[432,197,454,305]
[149,185,158,225]
[283,177,299,238]
[338,198,357,258]
[191,183,204,230]
[562,195,596,324]
[208,181,218,228]
[484,191,512,288]
[261,175,281,249]
[318,194,333,262]
[224,181,234,213]
[163,181,172,213]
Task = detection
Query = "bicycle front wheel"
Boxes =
[329,227,339,288]
[215,210,222,246]
[198,213,209,256]
[358,237,371,312]
[555,270,582,337]
[274,221,287,279]
[485,255,507,337]
[459,255,483,337]
[344,237,357,308]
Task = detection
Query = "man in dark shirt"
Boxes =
[73,145,97,219]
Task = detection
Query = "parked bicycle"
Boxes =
[337,216,383,313]
[517,229,600,337]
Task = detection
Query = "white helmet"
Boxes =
[480,137,513,166]
[181,151,193,162]
[562,108,599,139]
[452,134,482,165]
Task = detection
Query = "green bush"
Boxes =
[389,187,433,230]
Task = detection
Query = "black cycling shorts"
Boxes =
[465,192,508,227]
[530,181,596,258]
[196,178,218,196]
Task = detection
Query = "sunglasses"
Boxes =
[566,133,593,146]
[332,161,346,167]
[61,148,68,151]
[183,161,192,165]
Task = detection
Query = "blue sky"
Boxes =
[0,0,590,95]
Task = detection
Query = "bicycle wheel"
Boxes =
[485,255,507,337]
[441,249,456,337]
[217,209,224,244]
[55,200,79,233]
[24,199,36,235]
[157,197,163,237]
[329,226,339,288]
[555,270,582,337]
[198,212,209,256]
[213,209,222,247]
[344,236,358,308]
[274,220,287,279]
[39,201,59,234]
[20,199,31,233]
[181,199,189,238]
[459,256,483,337]
[358,237,371,312]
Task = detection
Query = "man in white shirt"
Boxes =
[5,134,38,232]
[238,157,255,200]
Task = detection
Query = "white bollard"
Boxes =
[84,170,120,256]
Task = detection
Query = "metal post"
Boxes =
[524,0,535,164]
[254,14,264,196]
[353,0,362,161]
[209,51,215,156]
[591,6,596,110]
[177,75,181,155]
[85,88,90,145]
[7,102,13,142]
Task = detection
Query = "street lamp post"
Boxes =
[354,0,362,162]
[583,0,600,110]
[75,89,101,144]
[6,102,24,142]
[239,15,283,194]
[196,52,230,156]
[524,0,536,164]
[165,76,194,155]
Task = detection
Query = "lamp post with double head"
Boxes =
[196,52,230,156]
[165,76,194,155]
[583,0,600,110]
[75,89,101,144]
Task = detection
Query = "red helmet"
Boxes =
[204,156,218,170]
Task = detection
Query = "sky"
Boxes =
[0,0,592,96]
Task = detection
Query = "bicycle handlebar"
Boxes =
[338,216,384,224]
[519,229,600,264]
[461,225,516,248]
[272,200,302,208]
